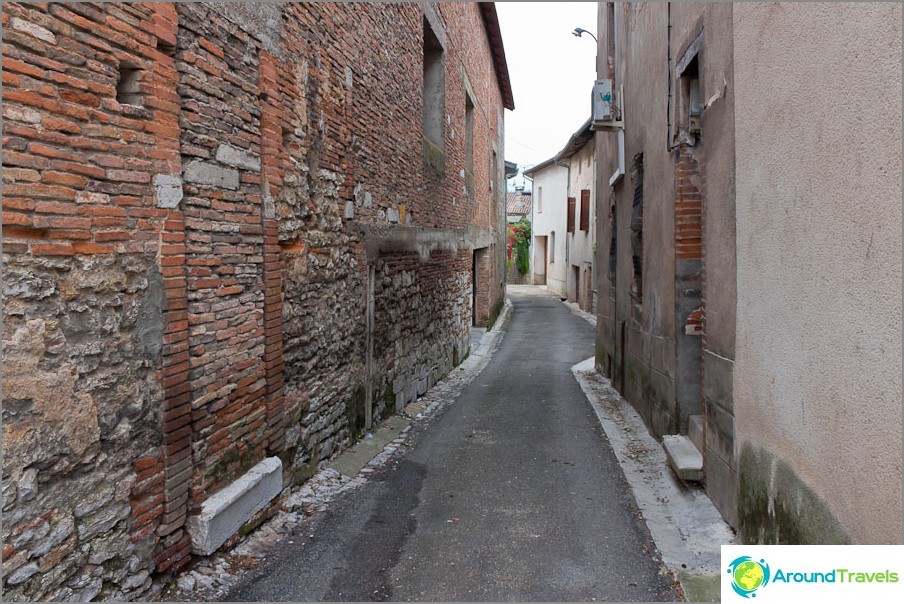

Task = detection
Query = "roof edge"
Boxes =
[523,117,594,176]
[479,3,515,111]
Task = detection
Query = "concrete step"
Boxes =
[662,434,704,482]
[688,414,704,454]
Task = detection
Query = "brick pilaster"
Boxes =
[258,49,288,455]
[147,2,193,574]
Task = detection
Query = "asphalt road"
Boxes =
[228,287,678,601]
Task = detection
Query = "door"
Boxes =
[571,265,580,302]
[534,236,547,285]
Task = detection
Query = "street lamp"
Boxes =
[572,27,597,43]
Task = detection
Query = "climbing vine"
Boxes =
[507,219,532,276]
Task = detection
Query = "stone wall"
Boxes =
[374,250,472,419]
[2,2,510,598]
[2,3,180,599]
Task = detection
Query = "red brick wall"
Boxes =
[2,2,184,598]
[675,150,702,263]
[2,2,508,597]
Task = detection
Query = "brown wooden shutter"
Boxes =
[567,197,576,233]
[580,189,590,231]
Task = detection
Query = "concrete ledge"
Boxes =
[328,416,410,479]
[186,457,283,556]
[662,435,704,482]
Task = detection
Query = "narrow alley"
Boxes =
[226,287,677,602]
[2,2,901,602]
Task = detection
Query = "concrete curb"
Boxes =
[571,357,734,603]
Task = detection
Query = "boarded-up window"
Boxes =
[630,154,644,301]
[579,189,590,231]
[422,18,445,150]
[567,197,576,233]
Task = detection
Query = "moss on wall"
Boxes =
[739,444,850,544]
[346,385,367,443]
[423,138,446,176]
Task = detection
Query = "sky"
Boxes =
[495,2,599,189]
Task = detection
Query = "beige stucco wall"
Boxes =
[530,165,569,297]
[733,2,902,543]
[567,141,596,309]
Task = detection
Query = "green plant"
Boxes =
[507,219,531,276]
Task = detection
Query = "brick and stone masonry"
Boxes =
[1,2,514,600]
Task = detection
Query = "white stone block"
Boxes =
[186,457,283,556]
[153,174,183,209]
[10,17,56,44]
[216,143,261,172]
[184,160,239,190]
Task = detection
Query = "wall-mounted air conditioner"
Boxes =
[592,79,613,121]
[591,79,624,131]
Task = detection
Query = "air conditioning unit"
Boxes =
[592,79,613,121]
[591,80,623,131]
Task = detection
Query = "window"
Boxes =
[465,93,474,198]
[579,189,590,231]
[674,31,703,142]
[567,196,576,233]
[630,153,644,301]
[608,196,617,284]
[116,65,143,106]
[422,18,445,151]
[549,231,555,263]
[537,187,543,213]
[491,150,497,192]
[679,56,701,138]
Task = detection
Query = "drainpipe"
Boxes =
[666,2,672,151]
[527,173,535,284]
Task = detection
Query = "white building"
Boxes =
[525,118,596,311]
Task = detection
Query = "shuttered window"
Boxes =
[579,189,590,231]
[567,197,576,233]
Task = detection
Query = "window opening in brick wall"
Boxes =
[630,153,644,302]
[537,186,543,213]
[580,189,590,231]
[567,196,576,233]
[491,150,497,192]
[116,65,144,107]
[422,18,445,151]
[465,93,475,198]
[549,231,555,263]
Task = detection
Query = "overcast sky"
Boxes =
[495,2,599,188]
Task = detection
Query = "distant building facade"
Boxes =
[526,118,596,311]
[505,187,532,223]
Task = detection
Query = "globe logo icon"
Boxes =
[727,556,771,598]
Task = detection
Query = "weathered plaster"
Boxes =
[733,2,902,544]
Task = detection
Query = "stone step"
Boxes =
[662,434,704,482]
[688,414,705,454]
